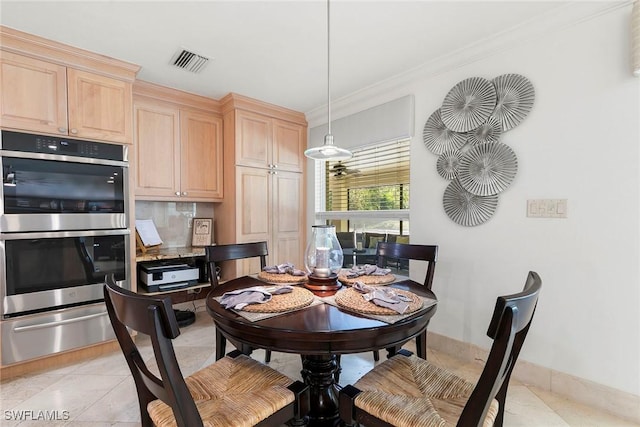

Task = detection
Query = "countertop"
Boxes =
[136,246,206,263]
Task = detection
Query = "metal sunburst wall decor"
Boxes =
[422,73,535,226]
[436,149,463,180]
[457,142,518,196]
[443,179,498,227]
[492,74,535,131]
[422,108,468,155]
[440,77,497,132]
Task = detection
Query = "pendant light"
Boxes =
[304,0,353,161]
[633,0,640,76]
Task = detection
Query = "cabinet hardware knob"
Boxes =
[182,192,187,196]
[273,164,278,168]
[70,129,78,134]
[58,127,67,133]
[175,191,181,196]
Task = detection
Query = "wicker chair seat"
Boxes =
[148,354,295,427]
[353,354,499,427]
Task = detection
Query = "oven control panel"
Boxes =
[1,130,125,162]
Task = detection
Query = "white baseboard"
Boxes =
[427,331,640,424]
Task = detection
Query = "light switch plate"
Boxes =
[527,199,567,218]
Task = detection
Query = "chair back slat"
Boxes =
[376,242,438,289]
[104,275,203,427]
[487,271,541,338]
[457,271,542,427]
[105,279,179,338]
[205,241,268,286]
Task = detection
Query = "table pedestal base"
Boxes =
[301,355,340,426]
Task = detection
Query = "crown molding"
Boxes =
[306,1,631,128]
[221,92,307,125]
[0,25,140,82]
[133,80,222,114]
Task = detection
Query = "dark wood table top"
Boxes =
[206,276,437,356]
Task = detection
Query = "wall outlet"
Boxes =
[527,199,567,218]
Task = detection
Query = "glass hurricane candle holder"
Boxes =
[304,225,343,278]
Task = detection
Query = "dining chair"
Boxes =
[375,241,438,360]
[338,271,542,427]
[205,241,272,362]
[104,274,308,427]
[333,242,438,382]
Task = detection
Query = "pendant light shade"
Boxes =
[305,0,353,161]
[304,134,353,160]
[633,0,640,76]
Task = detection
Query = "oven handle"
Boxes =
[0,149,128,167]
[12,311,109,333]
[0,229,130,240]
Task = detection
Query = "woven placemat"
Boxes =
[257,271,308,284]
[319,294,437,324]
[241,286,314,313]
[334,287,423,315]
[338,273,396,285]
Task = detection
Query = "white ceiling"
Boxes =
[0,1,609,115]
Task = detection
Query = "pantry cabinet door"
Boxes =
[235,110,272,168]
[236,166,271,274]
[272,119,305,173]
[272,170,304,268]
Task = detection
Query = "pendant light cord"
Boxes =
[327,0,332,136]
[303,0,351,160]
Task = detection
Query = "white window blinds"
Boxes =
[316,139,410,221]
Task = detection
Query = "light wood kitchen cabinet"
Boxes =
[0,50,132,144]
[133,99,180,198]
[234,165,305,274]
[0,52,67,135]
[235,109,305,173]
[217,93,307,279]
[133,81,223,202]
[66,68,132,143]
[179,109,223,200]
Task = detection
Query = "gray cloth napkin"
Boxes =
[263,263,306,276]
[353,282,411,314]
[220,286,293,310]
[346,264,392,279]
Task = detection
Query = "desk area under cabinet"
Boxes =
[136,246,211,303]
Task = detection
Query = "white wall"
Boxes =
[307,5,640,396]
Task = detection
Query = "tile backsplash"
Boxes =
[135,201,215,248]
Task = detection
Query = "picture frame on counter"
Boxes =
[192,218,213,247]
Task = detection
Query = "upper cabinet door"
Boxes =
[0,51,68,135]
[235,110,272,168]
[180,109,223,200]
[133,100,181,198]
[67,68,132,144]
[272,118,305,173]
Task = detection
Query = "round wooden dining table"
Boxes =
[206,276,437,427]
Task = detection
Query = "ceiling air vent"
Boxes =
[170,48,210,73]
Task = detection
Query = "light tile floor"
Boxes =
[0,306,636,426]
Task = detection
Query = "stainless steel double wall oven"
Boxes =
[0,130,131,365]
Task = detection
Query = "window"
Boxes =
[315,139,410,236]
